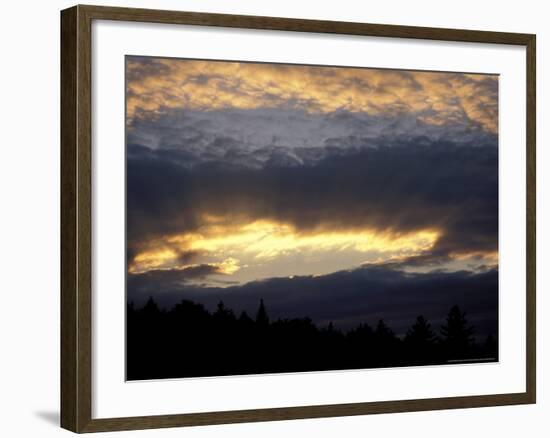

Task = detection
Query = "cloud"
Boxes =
[127,264,498,337]
[126,57,498,134]
[130,260,238,282]
[127,107,497,166]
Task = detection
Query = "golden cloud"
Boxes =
[128,217,441,275]
[127,58,498,133]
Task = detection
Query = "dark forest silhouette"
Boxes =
[127,298,498,380]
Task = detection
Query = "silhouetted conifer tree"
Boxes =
[406,315,437,345]
[348,322,374,340]
[440,305,475,358]
[239,310,254,325]
[255,299,269,326]
[404,315,438,364]
[375,319,396,342]
[214,300,235,322]
[142,296,160,316]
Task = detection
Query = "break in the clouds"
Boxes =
[127,141,497,280]
[126,56,498,330]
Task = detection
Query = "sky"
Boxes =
[126,56,499,335]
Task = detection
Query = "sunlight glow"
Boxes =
[129,218,441,274]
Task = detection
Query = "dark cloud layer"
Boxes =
[127,139,498,259]
[130,263,225,284]
[128,265,498,337]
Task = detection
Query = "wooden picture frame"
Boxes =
[61,4,536,433]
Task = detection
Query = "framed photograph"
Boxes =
[60,4,536,433]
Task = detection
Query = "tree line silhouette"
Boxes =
[127,297,498,380]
